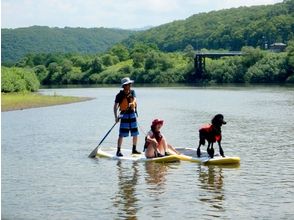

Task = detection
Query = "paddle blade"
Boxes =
[88,147,98,158]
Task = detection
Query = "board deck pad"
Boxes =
[175,148,240,165]
[96,148,180,163]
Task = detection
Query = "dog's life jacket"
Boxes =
[199,124,221,142]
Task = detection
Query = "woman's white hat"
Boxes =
[121,77,134,87]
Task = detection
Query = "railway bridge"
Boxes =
[194,51,243,79]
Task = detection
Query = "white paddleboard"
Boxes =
[96,148,180,163]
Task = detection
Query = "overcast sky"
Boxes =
[2,0,282,29]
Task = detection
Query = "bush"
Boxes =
[286,74,294,83]
[241,47,264,67]
[1,67,40,92]
[61,67,84,84]
[286,40,294,74]
[245,53,288,83]
[34,65,48,83]
[205,58,239,83]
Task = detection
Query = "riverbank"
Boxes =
[1,93,93,112]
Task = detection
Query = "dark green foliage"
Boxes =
[241,47,265,67]
[2,26,133,63]
[125,1,294,52]
[245,53,288,83]
[1,67,40,92]
[33,65,48,83]
[286,40,294,75]
[5,43,294,86]
[203,48,292,83]
[90,57,104,74]
[109,44,130,61]
[206,58,244,83]
[101,54,119,67]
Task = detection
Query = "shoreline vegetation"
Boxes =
[1,1,294,88]
[1,1,293,111]
[1,93,93,112]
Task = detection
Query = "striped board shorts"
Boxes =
[119,111,139,137]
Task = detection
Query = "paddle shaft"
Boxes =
[88,106,133,158]
[88,121,118,158]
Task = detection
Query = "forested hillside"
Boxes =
[2,41,294,92]
[2,0,294,89]
[1,26,133,63]
[125,0,294,51]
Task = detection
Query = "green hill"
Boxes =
[1,26,133,63]
[2,1,293,64]
[125,0,294,51]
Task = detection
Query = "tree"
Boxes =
[241,46,264,67]
[245,53,288,83]
[132,52,145,68]
[286,40,294,74]
[144,52,160,70]
[46,62,62,84]
[90,57,104,73]
[110,44,129,61]
[101,54,119,66]
[33,65,48,83]
[183,44,195,60]
[61,60,73,74]
[1,67,40,92]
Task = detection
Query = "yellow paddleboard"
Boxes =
[176,148,240,165]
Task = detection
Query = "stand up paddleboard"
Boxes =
[96,147,239,165]
[96,148,180,163]
[175,148,240,165]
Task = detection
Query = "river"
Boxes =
[2,86,294,219]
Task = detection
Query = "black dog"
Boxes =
[197,114,226,158]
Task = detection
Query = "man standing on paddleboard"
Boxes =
[114,77,140,157]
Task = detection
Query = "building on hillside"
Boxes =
[269,43,287,52]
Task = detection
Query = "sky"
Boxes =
[2,0,283,29]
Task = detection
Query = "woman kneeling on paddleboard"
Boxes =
[144,119,179,158]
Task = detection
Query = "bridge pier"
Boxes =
[194,55,205,80]
[194,51,243,81]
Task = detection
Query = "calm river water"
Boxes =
[2,86,294,219]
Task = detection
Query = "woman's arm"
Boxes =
[146,134,158,145]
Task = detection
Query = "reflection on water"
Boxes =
[2,86,294,219]
[145,163,168,191]
[144,163,177,219]
[112,161,173,219]
[198,165,225,217]
[113,161,139,220]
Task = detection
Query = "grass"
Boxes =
[1,92,93,112]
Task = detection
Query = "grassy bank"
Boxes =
[1,93,93,112]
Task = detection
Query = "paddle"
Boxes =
[88,121,119,158]
[88,106,133,158]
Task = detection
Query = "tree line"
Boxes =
[2,41,294,92]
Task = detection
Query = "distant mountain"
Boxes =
[124,0,294,51]
[2,1,293,64]
[1,26,134,63]
[130,26,154,31]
